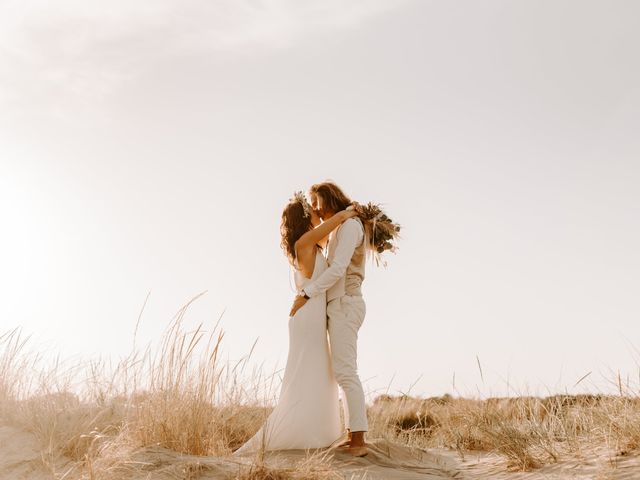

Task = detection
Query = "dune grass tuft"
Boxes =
[1,296,639,477]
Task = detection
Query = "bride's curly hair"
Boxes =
[280,199,313,265]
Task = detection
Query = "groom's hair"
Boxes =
[309,181,352,213]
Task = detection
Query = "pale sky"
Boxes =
[1,0,639,399]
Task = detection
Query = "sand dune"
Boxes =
[2,422,639,480]
[2,326,639,479]
[0,425,67,480]
[0,423,458,479]
[441,448,640,480]
[231,439,462,479]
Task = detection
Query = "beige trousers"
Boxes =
[327,294,368,432]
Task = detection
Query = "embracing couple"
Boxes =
[233,181,371,458]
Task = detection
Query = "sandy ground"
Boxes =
[0,425,62,480]
[436,448,640,480]
[1,423,638,479]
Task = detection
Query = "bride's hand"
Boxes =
[289,295,308,317]
[339,209,358,221]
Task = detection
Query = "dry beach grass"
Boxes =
[1,295,639,479]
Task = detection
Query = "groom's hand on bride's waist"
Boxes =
[289,295,308,317]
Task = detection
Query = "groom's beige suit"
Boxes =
[302,217,368,432]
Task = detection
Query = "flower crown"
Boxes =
[292,190,312,218]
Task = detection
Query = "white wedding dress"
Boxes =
[233,249,343,455]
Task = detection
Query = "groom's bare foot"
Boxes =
[346,431,367,456]
[346,445,368,457]
[335,430,352,448]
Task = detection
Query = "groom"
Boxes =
[289,181,369,457]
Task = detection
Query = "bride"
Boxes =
[233,191,357,455]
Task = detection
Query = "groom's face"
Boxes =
[309,192,326,221]
[311,192,337,220]
[309,209,321,227]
